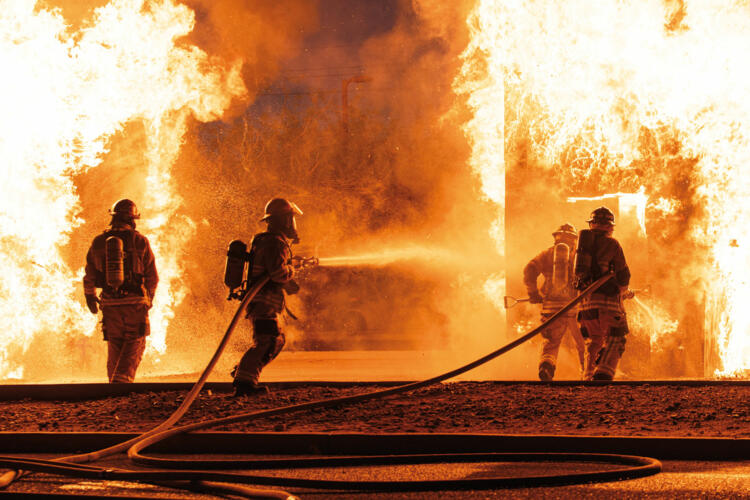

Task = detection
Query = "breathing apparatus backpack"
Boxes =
[224,239,252,300]
[548,241,574,299]
[573,229,619,295]
[99,229,144,297]
[573,229,595,290]
[105,236,125,290]
[223,233,294,301]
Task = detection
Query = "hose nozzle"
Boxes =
[292,255,319,269]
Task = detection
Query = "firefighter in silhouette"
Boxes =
[83,199,158,383]
[524,223,585,381]
[573,206,632,380]
[232,198,302,397]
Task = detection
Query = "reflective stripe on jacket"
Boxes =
[523,246,577,316]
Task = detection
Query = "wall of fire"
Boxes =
[504,151,706,379]
[3,0,743,382]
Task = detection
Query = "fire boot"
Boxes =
[232,380,269,397]
[592,332,627,381]
[538,361,555,381]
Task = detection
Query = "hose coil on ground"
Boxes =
[0,272,662,498]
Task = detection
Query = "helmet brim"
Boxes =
[109,210,140,219]
[587,218,614,225]
[289,201,303,216]
[261,201,303,221]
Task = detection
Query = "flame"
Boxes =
[0,0,244,380]
[482,275,506,314]
[460,0,750,377]
[453,0,507,315]
[629,296,680,352]
[512,318,536,337]
[568,187,649,237]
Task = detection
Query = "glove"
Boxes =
[85,294,99,314]
[283,279,300,295]
[528,290,543,304]
[573,276,590,291]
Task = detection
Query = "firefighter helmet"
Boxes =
[587,206,615,226]
[109,199,140,220]
[552,223,577,239]
[260,198,303,222]
[261,198,302,243]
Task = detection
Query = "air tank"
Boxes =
[551,242,571,295]
[224,240,248,290]
[105,236,125,290]
[574,229,595,284]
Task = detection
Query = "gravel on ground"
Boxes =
[1,382,748,437]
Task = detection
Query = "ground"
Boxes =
[2,383,749,437]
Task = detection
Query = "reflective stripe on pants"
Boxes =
[539,315,585,373]
[102,304,149,383]
[234,317,286,385]
[577,309,628,380]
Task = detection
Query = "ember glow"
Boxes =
[0,0,243,380]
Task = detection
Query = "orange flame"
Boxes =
[568,188,648,237]
[0,0,244,380]
[454,0,506,316]
[629,296,680,352]
[460,0,750,376]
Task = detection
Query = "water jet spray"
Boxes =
[314,244,463,268]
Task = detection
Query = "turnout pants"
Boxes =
[539,314,585,375]
[235,305,286,386]
[577,308,628,380]
[102,304,149,383]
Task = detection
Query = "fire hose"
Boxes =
[0,277,283,499]
[0,272,661,498]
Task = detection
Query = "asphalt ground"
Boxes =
[2,455,748,499]
[0,431,746,498]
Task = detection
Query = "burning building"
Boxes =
[0,0,748,383]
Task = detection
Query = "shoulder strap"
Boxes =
[252,232,292,255]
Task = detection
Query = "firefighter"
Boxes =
[573,206,632,381]
[524,223,585,381]
[83,199,158,383]
[232,198,302,397]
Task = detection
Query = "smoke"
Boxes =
[181,0,319,115]
[151,0,522,380]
